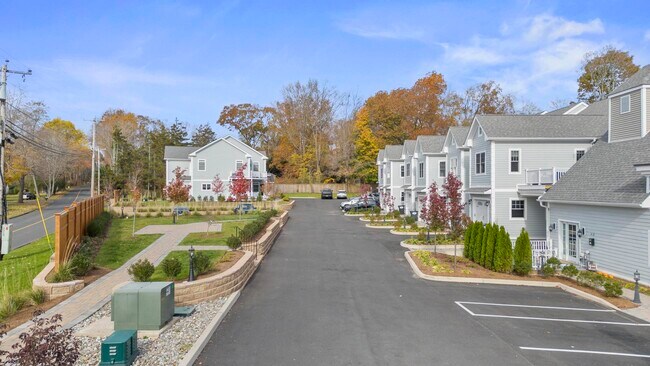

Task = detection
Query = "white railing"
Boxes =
[525,168,567,185]
[531,239,553,270]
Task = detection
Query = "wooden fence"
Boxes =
[274,183,372,194]
[54,195,104,270]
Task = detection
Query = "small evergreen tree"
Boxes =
[493,226,513,273]
[484,223,497,270]
[480,223,490,267]
[513,228,532,275]
[463,222,474,258]
[473,223,484,263]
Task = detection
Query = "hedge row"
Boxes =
[464,222,532,275]
[238,209,279,242]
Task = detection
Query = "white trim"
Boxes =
[608,84,645,99]
[198,159,206,171]
[563,101,589,115]
[558,219,581,262]
[489,137,602,141]
[438,160,446,178]
[490,142,496,221]
[608,98,612,143]
[474,151,487,175]
[541,198,647,208]
[642,87,647,137]
[574,148,586,162]
[620,94,631,114]
[519,347,650,358]
[508,148,521,174]
[509,198,526,220]
[648,230,650,267]
[493,189,518,193]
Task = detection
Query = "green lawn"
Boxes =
[6,191,67,219]
[0,234,54,297]
[150,250,226,281]
[179,221,248,246]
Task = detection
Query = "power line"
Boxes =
[5,122,88,158]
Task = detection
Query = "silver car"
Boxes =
[336,190,347,199]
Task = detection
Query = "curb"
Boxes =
[399,241,463,251]
[364,224,393,229]
[389,229,420,236]
[403,250,620,311]
[359,217,398,222]
[178,291,241,366]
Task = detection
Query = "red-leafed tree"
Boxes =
[443,172,466,238]
[421,182,448,239]
[212,174,225,198]
[229,163,249,202]
[163,167,191,223]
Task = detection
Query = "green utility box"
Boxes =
[112,282,175,331]
[100,329,138,366]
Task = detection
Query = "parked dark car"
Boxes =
[22,191,36,200]
[234,203,257,214]
[173,206,190,216]
[343,198,378,212]
[321,189,333,199]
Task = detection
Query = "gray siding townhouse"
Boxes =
[410,135,447,215]
[164,135,270,200]
[379,145,404,209]
[401,140,417,213]
[376,149,385,189]
[443,127,471,213]
[540,65,650,285]
[464,112,608,242]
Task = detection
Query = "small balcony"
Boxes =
[525,168,567,186]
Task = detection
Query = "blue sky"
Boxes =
[3,0,650,134]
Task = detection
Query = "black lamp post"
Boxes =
[189,245,195,282]
[633,270,641,304]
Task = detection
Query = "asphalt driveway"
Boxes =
[196,199,650,366]
[9,186,90,249]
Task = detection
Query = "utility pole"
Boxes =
[0,61,31,259]
[97,141,101,196]
[91,120,96,197]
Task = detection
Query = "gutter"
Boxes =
[538,198,647,209]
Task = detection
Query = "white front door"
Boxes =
[560,222,579,261]
[474,199,489,223]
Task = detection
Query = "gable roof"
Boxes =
[579,99,608,116]
[377,149,385,162]
[449,126,470,146]
[403,140,416,156]
[543,102,588,115]
[473,114,607,140]
[540,135,650,207]
[384,145,403,160]
[611,64,650,94]
[416,135,446,154]
[164,146,198,160]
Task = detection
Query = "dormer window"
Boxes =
[620,95,631,114]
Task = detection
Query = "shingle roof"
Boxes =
[449,126,470,146]
[384,145,403,160]
[164,146,198,160]
[417,135,446,154]
[611,65,650,94]
[475,115,607,139]
[541,135,650,206]
[580,99,608,116]
[544,104,577,115]
[377,149,385,162]
[403,140,416,155]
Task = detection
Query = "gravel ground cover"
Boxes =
[73,297,226,366]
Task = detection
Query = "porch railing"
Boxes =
[530,239,553,270]
[525,168,567,186]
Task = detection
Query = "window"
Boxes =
[198,159,206,171]
[620,95,630,114]
[511,199,525,219]
[236,160,243,170]
[419,162,424,178]
[253,181,261,193]
[401,192,405,202]
[201,183,211,191]
[509,150,520,173]
[406,163,411,177]
[475,152,486,174]
[400,165,405,177]
[576,149,586,161]
[439,161,446,178]
[478,126,483,136]
[253,162,260,172]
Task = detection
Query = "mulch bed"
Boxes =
[409,251,637,309]
[169,250,245,284]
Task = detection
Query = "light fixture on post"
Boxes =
[188,245,196,282]
[633,270,641,304]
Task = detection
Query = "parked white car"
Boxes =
[336,190,347,199]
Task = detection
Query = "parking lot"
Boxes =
[199,199,650,365]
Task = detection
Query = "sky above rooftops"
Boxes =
[3,0,649,134]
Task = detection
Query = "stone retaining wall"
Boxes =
[33,256,85,300]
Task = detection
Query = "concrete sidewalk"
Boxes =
[0,221,220,352]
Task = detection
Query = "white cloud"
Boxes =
[523,14,604,42]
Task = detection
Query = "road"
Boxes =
[197,199,650,366]
[8,186,90,249]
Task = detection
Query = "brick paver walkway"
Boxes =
[1,221,221,351]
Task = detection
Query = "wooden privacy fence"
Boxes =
[54,195,104,270]
[274,183,373,194]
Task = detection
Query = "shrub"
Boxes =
[2,310,80,365]
[480,223,491,267]
[409,222,418,230]
[561,264,579,278]
[0,293,29,321]
[546,257,562,271]
[416,230,427,243]
[156,212,164,217]
[218,195,225,202]
[30,288,47,305]
[463,223,474,259]
[513,228,532,276]
[484,223,497,270]
[541,263,556,277]
[160,257,182,280]
[128,259,155,282]
[472,224,484,263]
[270,208,279,217]
[405,216,416,225]
[393,220,402,230]
[603,280,623,297]
[69,252,93,277]
[227,236,242,249]
[493,226,513,273]
[193,252,212,275]
[87,212,111,237]
[52,263,75,283]
[282,196,290,202]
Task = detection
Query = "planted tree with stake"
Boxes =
[420,181,448,251]
[163,167,191,223]
[212,173,225,209]
[229,163,249,219]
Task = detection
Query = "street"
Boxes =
[196,199,650,366]
[8,186,90,249]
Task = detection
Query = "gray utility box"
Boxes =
[112,282,175,331]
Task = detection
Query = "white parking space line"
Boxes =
[455,301,650,327]
[457,301,616,312]
[520,347,650,359]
